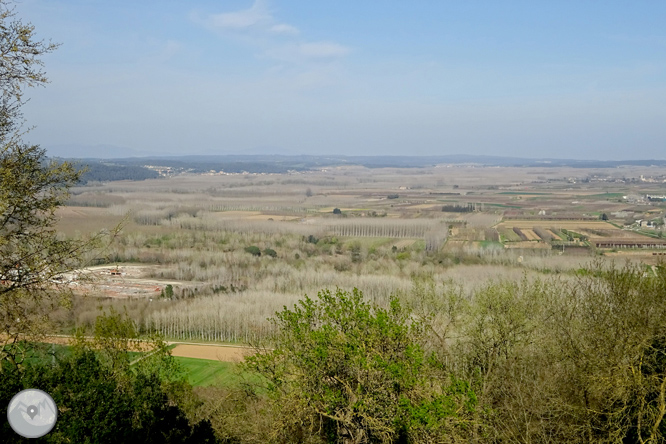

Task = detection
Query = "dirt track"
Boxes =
[19,336,250,361]
[169,343,252,362]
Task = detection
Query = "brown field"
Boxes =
[210,211,262,218]
[169,343,252,362]
[495,220,643,244]
[521,229,540,241]
[248,214,301,221]
[578,228,656,240]
[463,213,502,228]
[546,229,561,240]
[603,251,666,265]
[504,241,552,249]
[409,204,442,210]
[55,206,127,235]
[32,335,154,352]
[496,220,617,230]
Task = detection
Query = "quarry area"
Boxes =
[60,265,194,299]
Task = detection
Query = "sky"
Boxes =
[13,0,666,160]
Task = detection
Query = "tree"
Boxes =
[333,208,342,214]
[0,309,217,443]
[548,262,666,442]
[245,288,477,443]
[0,1,58,137]
[456,262,666,442]
[0,1,102,367]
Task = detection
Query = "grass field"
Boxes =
[174,357,242,387]
[15,341,246,388]
[578,192,625,199]
[174,357,265,387]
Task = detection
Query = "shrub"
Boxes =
[245,289,477,443]
[305,234,319,244]
[244,246,261,256]
[263,248,277,258]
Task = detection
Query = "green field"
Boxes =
[480,202,523,209]
[578,192,625,199]
[174,357,236,386]
[173,357,259,387]
[498,228,521,242]
[14,342,249,388]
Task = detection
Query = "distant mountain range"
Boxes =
[45,145,666,169]
[50,152,666,170]
[44,144,303,159]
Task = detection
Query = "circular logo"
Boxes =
[7,389,58,438]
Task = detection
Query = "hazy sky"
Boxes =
[15,0,666,159]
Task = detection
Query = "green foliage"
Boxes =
[0,351,217,443]
[1,309,216,443]
[245,288,477,443]
[305,234,319,244]
[0,0,59,137]
[332,207,342,214]
[547,262,666,442]
[348,240,362,263]
[262,248,277,258]
[442,204,474,213]
[73,307,181,382]
[244,245,261,256]
[443,261,666,443]
[77,161,160,183]
[0,0,110,367]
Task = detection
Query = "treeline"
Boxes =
[70,161,160,183]
[1,311,216,443]
[324,219,437,238]
[199,262,666,443]
[442,203,474,212]
[112,157,311,174]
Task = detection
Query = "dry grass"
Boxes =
[170,344,250,362]
[53,166,666,344]
[497,220,617,230]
